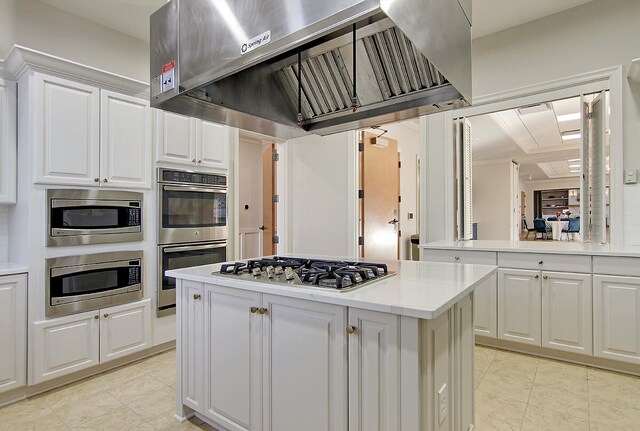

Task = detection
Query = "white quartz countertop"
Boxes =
[166,259,496,320]
[420,240,640,257]
[0,262,28,276]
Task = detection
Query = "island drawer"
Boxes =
[498,252,591,273]
[421,249,497,265]
[593,256,640,277]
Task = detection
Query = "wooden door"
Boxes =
[99,299,151,363]
[262,144,276,256]
[204,285,262,431]
[361,131,399,260]
[262,295,347,431]
[348,308,400,431]
[497,268,542,346]
[593,275,640,364]
[100,91,151,189]
[542,272,592,355]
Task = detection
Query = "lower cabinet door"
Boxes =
[542,272,592,354]
[181,281,204,412]
[593,275,640,364]
[32,311,100,384]
[473,272,497,338]
[263,295,347,431]
[0,274,26,393]
[497,268,542,346]
[99,299,151,363]
[203,285,262,431]
[347,308,400,431]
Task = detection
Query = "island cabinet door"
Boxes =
[180,280,204,412]
[203,285,262,431]
[347,308,400,431]
[473,272,497,338]
[262,295,347,431]
[497,268,542,346]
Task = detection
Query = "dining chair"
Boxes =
[523,218,537,239]
[534,218,552,240]
[561,218,580,240]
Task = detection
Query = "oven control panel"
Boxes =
[161,169,227,186]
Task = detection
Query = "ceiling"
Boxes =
[468,95,584,182]
[37,0,597,43]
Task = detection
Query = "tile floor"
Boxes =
[1,346,639,430]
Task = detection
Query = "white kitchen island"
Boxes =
[167,259,496,431]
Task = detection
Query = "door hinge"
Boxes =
[398,160,402,168]
[272,235,279,244]
[398,230,402,237]
[587,112,593,120]
[358,142,364,152]
[358,189,364,199]
[398,195,402,203]
[272,194,279,203]
[358,236,364,246]
[272,151,279,162]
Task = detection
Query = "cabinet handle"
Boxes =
[454,256,460,261]
[346,325,357,334]
[258,307,268,315]
[93,177,99,183]
[193,294,201,300]
[94,315,99,320]
[543,275,548,280]
[538,260,543,265]
[250,306,258,314]
[534,275,539,279]
[103,178,109,183]
[103,313,109,318]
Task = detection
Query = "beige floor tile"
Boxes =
[0,401,67,431]
[91,363,153,391]
[589,369,640,411]
[589,398,640,428]
[528,384,589,420]
[475,346,497,373]
[70,405,146,431]
[475,389,527,431]
[151,365,177,388]
[487,351,538,381]
[149,410,218,431]
[127,386,176,420]
[477,370,534,403]
[36,378,106,409]
[520,404,588,431]
[107,373,169,404]
[590,420,640,431]
[52,389,124,428]
[536,357,587,379]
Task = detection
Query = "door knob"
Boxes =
[346,325,357,334]
[258,225,266,231]
[388,219,399,225]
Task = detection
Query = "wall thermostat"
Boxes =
[625,169,638,184]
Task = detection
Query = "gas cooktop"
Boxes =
[216,256,395,292]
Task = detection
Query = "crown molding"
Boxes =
[3,45,149,98]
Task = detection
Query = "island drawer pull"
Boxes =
[250,306,258,314]
[193,294,201,300]
[454,256,460,261]
[538,260,544,265]
[543,275,548,280]
[103,313,109,318]
[534,275,539,279]
[258,307,268,315]
[346,325,357,334]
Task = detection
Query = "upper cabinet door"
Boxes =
[155,110,196,166]
[197,120,229,171]
[100,91,152,189]
[0,79,16,204]
[34,72,100,186]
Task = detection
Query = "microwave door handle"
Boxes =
[51,199,140,208]
[50,260,139,278]
[163,243,227,253]
[162,185,227,194]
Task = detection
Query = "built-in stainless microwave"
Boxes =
[46,251,143,317]
[47,189,143,246]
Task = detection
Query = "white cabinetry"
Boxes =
[180,281,204,412]
[0,274,27,393]
[498,268,541,346]
[0,78,17,204]
[155,110,229,171]
[28,72,150,188]
[593,275,640,364]
[32,299,151,384]
[347,308,399,431]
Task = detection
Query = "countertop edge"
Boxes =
[420,242,640,257]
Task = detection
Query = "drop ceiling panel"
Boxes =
[518,109,562,149]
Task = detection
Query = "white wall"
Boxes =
[286,132,357,258]
[1,0,149,82]
[472,161,512,240]
[0,206,7,261]
[238,141,264,229]
[472,0,640,244]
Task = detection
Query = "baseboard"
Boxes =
[476,336,640,376]
[25,341,176,399]
[0,387,27,408]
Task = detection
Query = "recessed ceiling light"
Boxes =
[557,113,581,122]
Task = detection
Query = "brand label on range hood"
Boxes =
[240,30,271,56]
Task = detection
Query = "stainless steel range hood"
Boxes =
[150,0,471,139]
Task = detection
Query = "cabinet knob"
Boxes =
[543,275,548,280]
[103,313,109,318]
[454,256,460,261]
[258,307,268,315]
[192,158,197,163]
[193,294,201,300]
[103,178,109,183]
[94,315,99,320]
[538,260,543,265]
[534,275,539,279]
[197,160,202,164]
[250,306,258,314]
[93,177,99,183]
[346,325,357,334]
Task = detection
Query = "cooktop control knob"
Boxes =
[284,267,295,281]
[266,266,275,279]
[274,266,284,276]
[252,268,262,277]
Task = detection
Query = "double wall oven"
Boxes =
[157,168,228,316]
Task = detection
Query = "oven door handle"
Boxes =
[51,260,140,277]
[162,185,227,193]
[163,243,227,253]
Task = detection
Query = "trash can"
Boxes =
[410,234,420,261]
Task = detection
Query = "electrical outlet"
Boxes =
[408,212,414,220]
[438,384,448,424]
